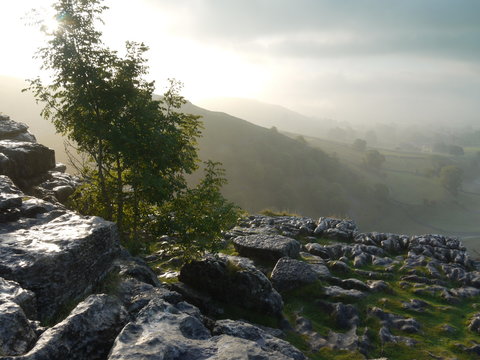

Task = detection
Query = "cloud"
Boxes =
[148,0,480,62]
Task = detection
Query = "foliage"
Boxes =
[351,138,367,152]
[364,149,385,170]
[27,0,237,256]
[448,145,464,156]
[440,165,463,195]
[153,161,241,260]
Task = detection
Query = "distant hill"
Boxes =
[182,101,366,217]
[197,97,334,139]
[1,76,369,219]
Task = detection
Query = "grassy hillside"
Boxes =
[183,102,367,218]
[298,134,480,252]
[3,76,479,252]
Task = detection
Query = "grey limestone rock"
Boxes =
[3,294,128,360]
[324,286,366,301]
[108,298,302,360]
[318,301,360,329]
[0,301,37,356]
[0,141,55,190]
[212,319,305,360]
[0,277,36,319]
[179,254,283,315]
[367,280,391,293]
[233,234,300,261]
[270,257,318,292]
[401,299,429,313]
[369,307,421,334]
[0,206,120,321]
[0,115,36,143]
[468,313,480,333]
[378,326,416,347]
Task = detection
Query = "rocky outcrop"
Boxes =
[0,115,36,142]
[3,114,480,360]
[0,116,79,202]
[233,234,301,261]
[108,298,303,360]
[178,254,283,315]
[0,176,120,321]
[2,295,128,360]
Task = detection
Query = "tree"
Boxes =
[440,165,463,195]
[364,150,385,170]
[27,0,239,256]
[352,138,367,152]
[448,145,464,156]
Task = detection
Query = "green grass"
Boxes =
[277,251,480,359]
[294,134,480,251]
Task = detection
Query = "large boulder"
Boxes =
[179,255,283,315]
[233,234,300,261]
[108,298,302,360]
[0,181,120,321]
[2,294,128,360]
[0,141,55,190]
[270,257,318,292]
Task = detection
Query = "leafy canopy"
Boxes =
[27,0,240,257]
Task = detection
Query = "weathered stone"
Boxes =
[3,294,128,360]
[179,255,283,315]
[379,326,416,347]
[305,243,330,259]
[0,277,36,319]
[468,313,480,333]
[212,320,305,360]
[271,257,318,292]
[0,210,120,321]
[324,286,366,301]
[0,116,35,143]
[318,301,360,329]
[116,278,182,315]
[327,260,350,273]
[0,141,55,190]
[0,301,37,356]
[367,280,390,293]
[353,253,369,267]
[108,298,302,360]
[233,234,300,261]
[341,278,370,292]
[402,299,429,313]
[369,307,421,334]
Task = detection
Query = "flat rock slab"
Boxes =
[0,209,120,321]
[271,257,318,292]
[324,286,366,301]
[233,234,300,261]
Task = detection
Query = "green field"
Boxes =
[297,135,480,254]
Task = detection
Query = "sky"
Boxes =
[1,0,479,125]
